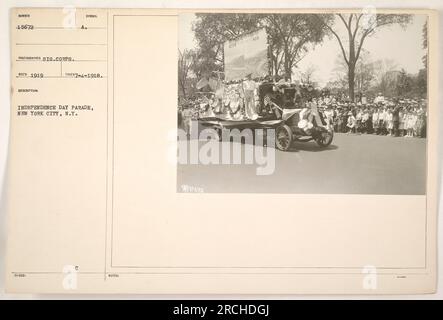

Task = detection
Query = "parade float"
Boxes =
[196,28,334,151]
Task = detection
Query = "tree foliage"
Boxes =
[192,14,261,77]
[178,49,197,99]
[264,14,333,78]
[191,13,333,80]
[320,13,412,101]
[329,53,426,100]
[185,13,424,101]
[422,20,428,68]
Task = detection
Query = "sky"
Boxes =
[178,13,427,86]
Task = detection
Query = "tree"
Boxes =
[372,58,398,96]
[354,50,376,97]
[192,14,261,77]
[320,13,412,101]
[178,49,197,98]
[422,20,428,69]
[330,50,376,100]
[300,64,317,86]
[417,20,428,98]
[378,70,400,98]
[415,68,427,97]
[396,69,413,97]
[264,14,333,79]
[192,13,332,80]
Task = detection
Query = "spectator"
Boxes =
[347,111,356,134]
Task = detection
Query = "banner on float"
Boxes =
[224,28,268,81]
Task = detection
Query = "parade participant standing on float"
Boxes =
[181,105,193,138]
[243,73,259,120]
[213,71,225,114]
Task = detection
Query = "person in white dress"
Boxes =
[386,108,393,136]
[399,108,406,137]
[372,107,379,134]
[378,108,387,135]
[347,112,356,134]
[243,74,259,120]
[407,110,418,137]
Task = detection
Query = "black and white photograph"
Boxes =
[177,12,428,195]
[1,4,440,298]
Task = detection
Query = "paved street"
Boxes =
[177,133,426,195]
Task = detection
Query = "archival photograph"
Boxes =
[176,12,428,194]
